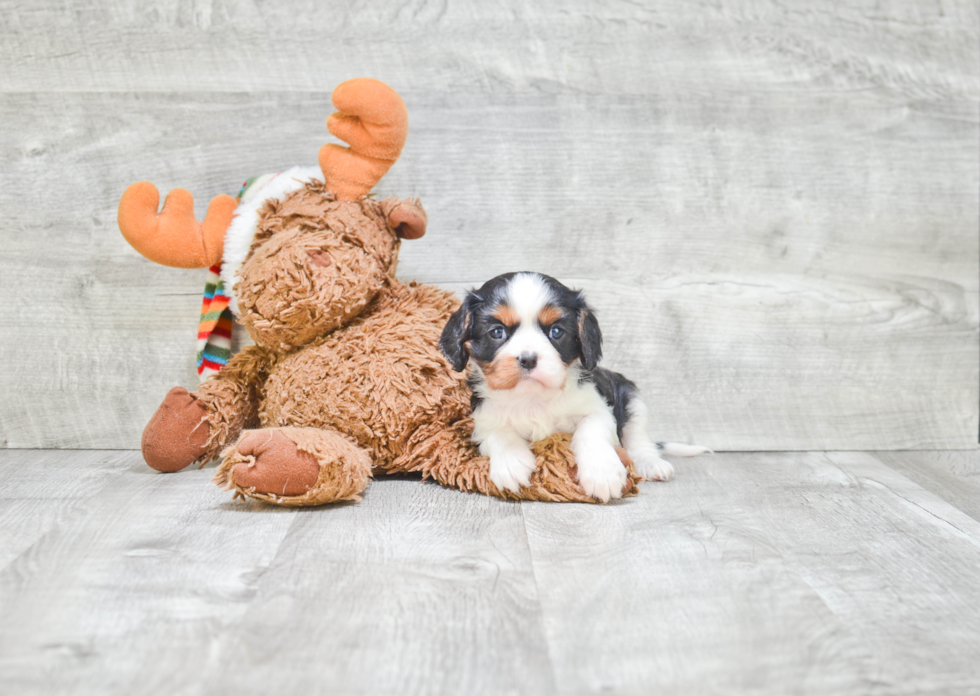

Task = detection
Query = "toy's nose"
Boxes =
[307,249,332,267]
[518,352,538,370]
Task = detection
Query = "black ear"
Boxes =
[439,294,477,372]
[577,306,603,371]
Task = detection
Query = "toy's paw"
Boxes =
[575,439,629,503]
[489,447,537,493]
[229,430,320,497]
[631,447,675,481]
[215,427,373,506]
[142,386,210,472]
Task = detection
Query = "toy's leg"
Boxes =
[393,419,639,504]
[141,387,210,472]
[213,427,373,506]
[141,346,271,472]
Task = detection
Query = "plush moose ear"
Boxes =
[380,197,427,240]
[577,305,603,371]
[439,294,477,372]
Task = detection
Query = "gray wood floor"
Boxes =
[1,449,979,695]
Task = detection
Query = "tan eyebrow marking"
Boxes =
[492,304,520,327]
[538,305,564,325]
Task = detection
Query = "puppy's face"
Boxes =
[439,272,602,391]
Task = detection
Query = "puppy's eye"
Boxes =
[488,326,506,340]
[549,326,564,340]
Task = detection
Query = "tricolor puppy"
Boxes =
[439,272,705,502]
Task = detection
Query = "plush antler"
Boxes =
[319,78,409,201]
[118,182,238,268]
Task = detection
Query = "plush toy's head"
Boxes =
[234,190,426,351]
[117,77,427,353]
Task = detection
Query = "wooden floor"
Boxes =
[1,449,978,695]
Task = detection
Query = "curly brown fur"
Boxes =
[258,280,470,466]
[194,345,275,464]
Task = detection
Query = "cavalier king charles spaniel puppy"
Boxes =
[439,272,707,502]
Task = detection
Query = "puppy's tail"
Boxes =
[656,442,713,457]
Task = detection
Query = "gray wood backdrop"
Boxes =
[1,0,977,451]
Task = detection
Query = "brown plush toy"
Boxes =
[118,78,640,506]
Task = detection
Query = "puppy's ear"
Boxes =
[577,305,603,371]
[440,294,477,372]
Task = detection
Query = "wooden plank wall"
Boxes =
[1,0,977,450]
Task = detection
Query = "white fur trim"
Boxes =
[221,165,323,315]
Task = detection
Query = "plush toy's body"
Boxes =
[119,78,640,506]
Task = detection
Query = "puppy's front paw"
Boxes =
[632,448,675,481]
[575,442,629,503]
[489,447,536,493]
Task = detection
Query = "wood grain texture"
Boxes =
[522,450,980,695]
[2,0,977,95]
[0,0,977,449]
[0,451,298,695]
[2,449,980,694]
[0,450,132,568]
[195,480,555,696]
[873,450,980,521]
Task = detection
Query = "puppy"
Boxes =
[439,272,706,502]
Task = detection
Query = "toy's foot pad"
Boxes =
[214,427,373,507]
[228,430,319,497]
[142,386,210,472]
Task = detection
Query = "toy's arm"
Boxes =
[194,345,275,463]
[141,345,275,471]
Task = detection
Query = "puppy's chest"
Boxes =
[476,387,597,442]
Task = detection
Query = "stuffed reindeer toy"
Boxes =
[118,78,642,506]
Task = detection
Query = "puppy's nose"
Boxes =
[518,352,538,370]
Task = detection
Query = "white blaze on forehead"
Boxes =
[499,273,566,389]
[505,273,554,325]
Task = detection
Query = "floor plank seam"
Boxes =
[518,501,561,696]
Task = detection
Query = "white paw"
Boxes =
[632,448,674,481]
[489,447,536,493]
[575,441,628,503]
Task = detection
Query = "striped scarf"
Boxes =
[196,265,234,380]
[194,177,258,380]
